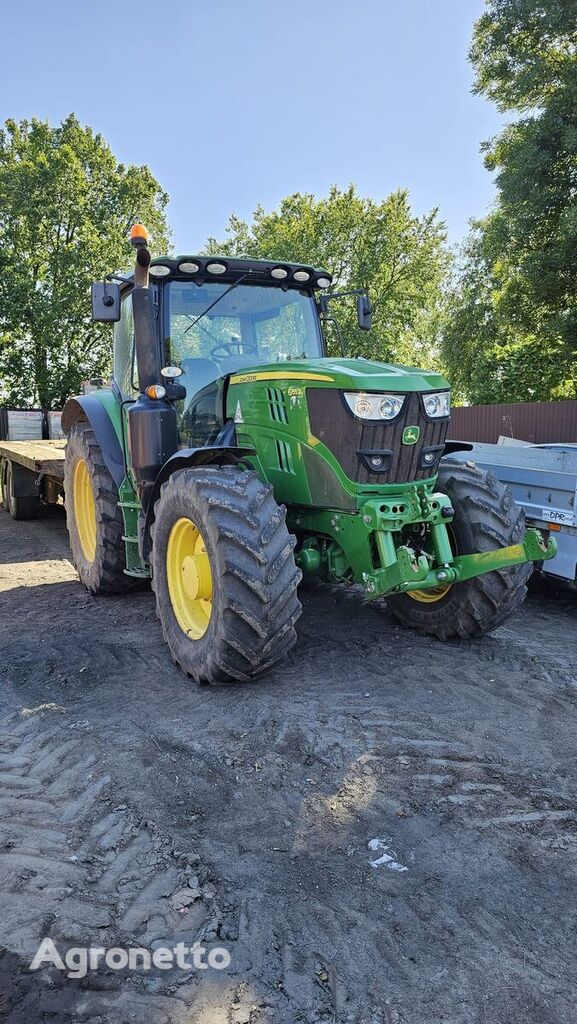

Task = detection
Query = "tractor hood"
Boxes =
[228,357,449,394]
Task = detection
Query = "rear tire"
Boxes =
[64,422,141,594]
[2,461,40,520]
[386,458,531,639]
[150,466,302,684]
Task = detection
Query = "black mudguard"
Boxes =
[61,396,126,489]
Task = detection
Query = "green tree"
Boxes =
[441,223,572,404]
[205,185,450,369]
[0,114,170,409]
[443,0,577,402]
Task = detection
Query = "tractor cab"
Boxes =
[164,266,328,447]
[111,253,344,449]
[168,272,325,383]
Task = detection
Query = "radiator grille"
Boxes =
[306,389,449,484]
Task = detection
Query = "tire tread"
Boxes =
[387,457,531,639]
[150,466,302,684]
[64,422,143,595]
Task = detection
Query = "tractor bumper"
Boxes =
[362,527,557,600]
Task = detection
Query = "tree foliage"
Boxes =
[0,114,170,408]
[442,0,577,403]
[205,185,450,369]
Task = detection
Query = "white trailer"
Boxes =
[451,443,577,584]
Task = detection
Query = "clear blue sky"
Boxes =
[1,0,501,254]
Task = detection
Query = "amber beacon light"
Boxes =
[130,223,149,246]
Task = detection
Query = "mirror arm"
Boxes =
[320,314,346,357]
[106,272,132,284]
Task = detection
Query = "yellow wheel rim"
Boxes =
[409,583,452,603]
[73,459,97,563]
[166,517,213,640]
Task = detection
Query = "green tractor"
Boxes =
[62,227,556,683]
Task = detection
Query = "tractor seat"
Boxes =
[180,357,220,395]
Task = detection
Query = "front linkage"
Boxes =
[292,482,557,600]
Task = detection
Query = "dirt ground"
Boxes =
[1,505,576,1024]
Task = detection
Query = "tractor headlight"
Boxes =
[344,392,405,420]
[423,391,450,418]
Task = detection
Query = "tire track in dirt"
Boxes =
[3,509,577,1022]
[0,707,256,1024]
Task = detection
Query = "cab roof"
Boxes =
[121,254,332,291]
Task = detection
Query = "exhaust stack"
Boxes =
[127,225,178,512]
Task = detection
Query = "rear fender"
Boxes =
[61,392,126,489]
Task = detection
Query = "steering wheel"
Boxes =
[210,340,257,359]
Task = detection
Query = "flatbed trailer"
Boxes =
[0,439,66,520]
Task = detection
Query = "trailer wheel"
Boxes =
[150,465,302,684]
[1,460,40,520]
[386,459,531,639]
[64,423,141,594]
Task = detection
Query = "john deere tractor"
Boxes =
[62,227,555,683]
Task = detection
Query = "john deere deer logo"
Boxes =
[402,425,420,445]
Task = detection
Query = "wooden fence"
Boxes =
[450,400,577,444]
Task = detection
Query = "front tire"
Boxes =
[386,458,531,640]
[150,466,302,684]
[64,422,139,594]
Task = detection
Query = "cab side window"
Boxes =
[113,293,138,398]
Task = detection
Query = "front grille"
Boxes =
[306,389,449,485]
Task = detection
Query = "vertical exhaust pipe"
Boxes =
[127,225,178,513]
[130,225,163,392]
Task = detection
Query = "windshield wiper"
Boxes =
[184,273,249,335]
[182,315,221,348]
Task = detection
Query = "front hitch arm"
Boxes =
[451,528,556,583]
[363,528,557,599]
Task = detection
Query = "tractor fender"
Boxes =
[142,443,256,559]
[61,395,126,490]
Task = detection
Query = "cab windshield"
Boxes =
[167,281,323,396]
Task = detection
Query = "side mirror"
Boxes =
[91,282,121,322]
[357,293,372,331]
